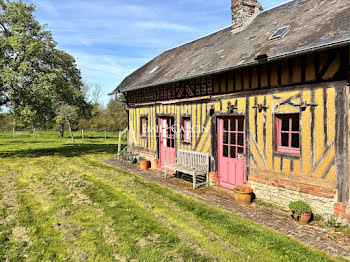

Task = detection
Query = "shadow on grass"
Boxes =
[0,140,58,144]
[0,143,126,159]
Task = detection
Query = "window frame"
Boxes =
[275,113,300,155]
[140,116,148,137]
[181,116,191,144]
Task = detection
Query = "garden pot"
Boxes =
[233,187,253,206]
[139,160,150,170]
[209,172,218,185]
[298,213,312,225]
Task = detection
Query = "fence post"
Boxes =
[118,131,122,153]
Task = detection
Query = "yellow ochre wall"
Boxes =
[128,85,338,183]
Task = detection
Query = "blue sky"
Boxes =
[27,0,286,106]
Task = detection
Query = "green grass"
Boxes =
[0,131,346,261]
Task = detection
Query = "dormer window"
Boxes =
[269,25,290,40]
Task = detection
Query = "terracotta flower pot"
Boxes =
[139,160,150,170]
[234,186,253,206]
[209,172,218,185]
[298,212,312,225]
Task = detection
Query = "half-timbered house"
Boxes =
[110,0,350,222]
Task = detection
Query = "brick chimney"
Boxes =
[231,0,262,31]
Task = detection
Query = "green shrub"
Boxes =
[326,217,347,229]
[288,201,312,216]
[312,214,323,222]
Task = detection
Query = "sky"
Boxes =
[26,0,286,107]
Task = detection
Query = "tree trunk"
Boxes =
[59,124,64,138]
[104,131,107,139]
[12,127,15,138]
[82,129,84,139]
[66,119,75,143]
[32,124,36,138]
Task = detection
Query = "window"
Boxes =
[269,25,290,40]
[276,114,300,154]
[222,117,245,159]
[182,117,191,143]
[140,117,148,137]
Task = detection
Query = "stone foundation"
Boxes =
[248,173,349,224]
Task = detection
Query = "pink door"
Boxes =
[218,117,245,189]
[159,117,176,168]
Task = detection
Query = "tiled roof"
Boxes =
[112,0,350,94]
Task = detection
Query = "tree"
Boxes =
[86,95,127,132]
[56,104,78,142]
[91,84,103,106]
[0,0,91,128]
[104,96,128,131]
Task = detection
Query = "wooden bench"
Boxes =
[117,146,138,163]
[164,149,209,189]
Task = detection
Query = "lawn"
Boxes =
[0,131,345,261]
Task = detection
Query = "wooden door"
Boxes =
[218,117,245,189]
[159,117,176,168]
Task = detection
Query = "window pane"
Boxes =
[281,118,289,131]
[292,116,299,131]
[224,119,228,131]
[167,138,171,148]
[291,133,299,148]
[237,147,244,159]
[223,145,228,157]
[237,134,244,146]
[230,133,236,145]
[184,119,191,140]
[230,146,236,159]
[223,132,228,144]
[238,119,244,131]
[230,119,236,131]
[281,133,289,147]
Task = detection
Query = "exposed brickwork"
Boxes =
[231,0,262,30]
[334,203,350,220]
[130,149,156,160]
[249,174,336,198]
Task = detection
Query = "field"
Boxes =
[0,131,344,261]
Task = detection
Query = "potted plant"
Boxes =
[288,201,312,225]
[233,185,253,206]
[139,157,150,170]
